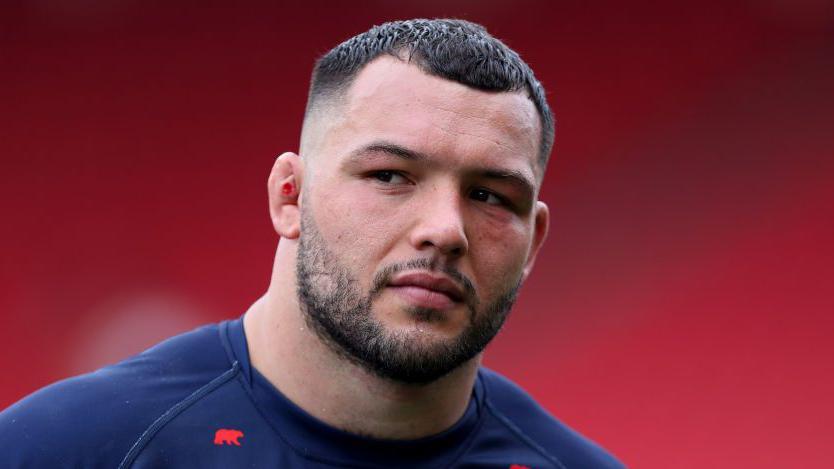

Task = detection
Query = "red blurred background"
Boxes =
[2,1,833,467]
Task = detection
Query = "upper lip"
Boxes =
[388,271,465,302]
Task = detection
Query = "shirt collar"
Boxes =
[223,315,485,467]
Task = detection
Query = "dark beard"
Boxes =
[295,209,521,385]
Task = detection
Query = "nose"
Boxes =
[408,186,469,259]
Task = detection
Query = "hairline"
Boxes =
[301,53,548,181]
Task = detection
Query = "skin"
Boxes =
[243,55,549,439]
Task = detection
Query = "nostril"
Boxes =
[418,239,466,257]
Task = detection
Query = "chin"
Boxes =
[379,304,470,340]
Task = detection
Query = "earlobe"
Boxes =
[522,201,550,281]
[267,152,303,239]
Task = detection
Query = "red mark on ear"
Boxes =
[281,182,294,196]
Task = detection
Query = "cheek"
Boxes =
[330,187,400,235]
[311,182,403,267]
[468,218,531,288]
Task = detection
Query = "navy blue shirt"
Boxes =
[0,318,624,468]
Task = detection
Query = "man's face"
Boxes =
[296,56,545,384]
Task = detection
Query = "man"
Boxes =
[1,19,624,468]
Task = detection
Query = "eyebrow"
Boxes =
[480,168,536,203]
[347,141,427,162]
[346,140,537,202]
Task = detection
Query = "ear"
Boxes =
[521,201,550,281]
[267,152,304,239]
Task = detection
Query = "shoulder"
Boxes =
[0,322,235,469]
[478,367,625,469]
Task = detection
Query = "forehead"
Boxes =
[322,56,541,180]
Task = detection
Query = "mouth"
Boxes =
[386,271,465,310]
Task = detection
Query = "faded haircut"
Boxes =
[304,19,555,168]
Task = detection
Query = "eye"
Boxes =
[470,188,504,206]
[371,170,409,184]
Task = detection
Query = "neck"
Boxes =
[243,246,479,440]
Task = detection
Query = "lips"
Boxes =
[387,272,465,305]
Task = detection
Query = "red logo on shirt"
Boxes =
[213,428,244,446]
[510,465,531,469]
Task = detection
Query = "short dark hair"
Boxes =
[306,19,555,168]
